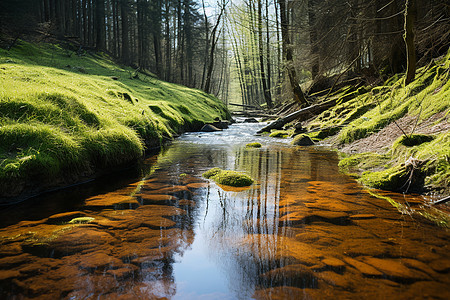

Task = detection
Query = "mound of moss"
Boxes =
[202,167,223,179]
[291,134,314,146]
[202,168,254,187]
[245,142,262,148]
[0,41,230,201]
[269,130,290,138]
[393,134,435,147]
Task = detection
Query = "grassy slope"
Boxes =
[0,42,229,200]
[304,49,450,194]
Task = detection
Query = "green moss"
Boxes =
[414,133,450,193]
[360,162,427,193]
[360,166,408,191]
[306,91,376,141]
[269,130,289,138]
[316,49,450,194]
[202,168,254,187]
[211,170,254,187]
[202,167,222,179]
[68,217,95,224]
[0,41,229,196]
[338,152,391,173]
[291,134,314,146]
[337,50,450,145]
[393,134,434,147]
[418,207,450,228]
[245,142,262,148]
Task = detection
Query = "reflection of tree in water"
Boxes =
[141,141,349,296]
[197,146,348,295]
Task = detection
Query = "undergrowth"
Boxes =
[304,48,450,194]
[0,41,229,199]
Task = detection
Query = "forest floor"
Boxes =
[338,111,450,155]
[0,41,230,204]
[294,49,450,198]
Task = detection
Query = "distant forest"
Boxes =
[0,1,449,107]
[0,0,229,99]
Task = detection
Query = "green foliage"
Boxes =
[202,168,254,187]
[0,41,229,192]
[269,130,289,138]
[245,142,262,148]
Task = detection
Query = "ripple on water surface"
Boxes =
[0,123,449,299]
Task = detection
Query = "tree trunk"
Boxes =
[308,0,319,79]
[176,0,184,83]
[404,0,417,85]
[278,0,308,106]
[120,0,130,64]
[201,0,209,90]
[257,98,338,133]
[230,27,248,106]
[95,0,106,50]
[265,0,272,101]
[82,0,88,44]
[258,0,273,108]
[204,4,225,94]
[164,0,171,81]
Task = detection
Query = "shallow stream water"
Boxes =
[0,122,449,299]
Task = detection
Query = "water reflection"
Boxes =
[0,123,449,299]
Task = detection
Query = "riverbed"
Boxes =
[0,122,449,299]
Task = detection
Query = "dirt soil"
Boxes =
[336,110,450,154]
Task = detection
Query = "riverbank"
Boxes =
[301,49,449,197]
[0,41,230,204]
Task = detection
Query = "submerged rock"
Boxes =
[343,257,383,276]
[260,264,318,288]
[361,257,430,281]
[47,211,88,224]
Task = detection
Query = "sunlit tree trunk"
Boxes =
[258,0,273,108]
[404,0,417,85]
[204,2,225,94]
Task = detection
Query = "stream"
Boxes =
[0,122,449,299]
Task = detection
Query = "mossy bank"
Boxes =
[0,42,230,203]
[298,49,450,195]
